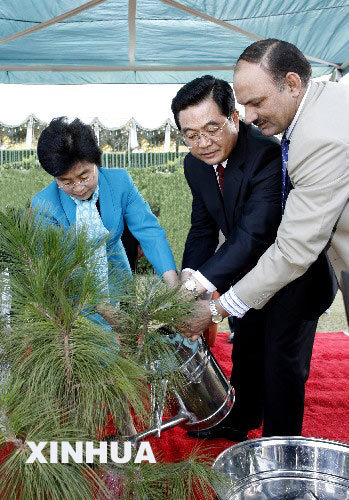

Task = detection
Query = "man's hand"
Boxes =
[180,272,207,296]
[179,300,211,341]
[180,270,193,283]
[179,299,230,341]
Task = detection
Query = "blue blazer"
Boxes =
[32,167,176,277]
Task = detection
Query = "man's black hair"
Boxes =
[236,39,312,88]
[37,117,102,177]
[171,75,235,129]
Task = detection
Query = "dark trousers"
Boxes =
[227,290,318,437]
[224,251,334,436]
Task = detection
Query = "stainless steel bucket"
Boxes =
[169,333,234,431]
[132,331,234,443]
[212,437,349,499]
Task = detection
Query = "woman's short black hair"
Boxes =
[171,75,235,129]
[37,117,102,176]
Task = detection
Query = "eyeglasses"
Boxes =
[182,117,230,147]
[57,165,96,192]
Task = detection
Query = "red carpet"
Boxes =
[150,331,349,461]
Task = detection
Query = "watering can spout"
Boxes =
[132,334,235,445]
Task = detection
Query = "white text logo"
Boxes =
[26,441,156,464]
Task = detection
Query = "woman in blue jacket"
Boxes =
[32,117,178,300]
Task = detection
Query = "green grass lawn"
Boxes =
[0,167,51,210]
[316,291,348,333]
[126,168,192,267]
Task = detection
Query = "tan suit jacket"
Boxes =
[233,81,349,308]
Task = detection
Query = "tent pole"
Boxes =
[128,0,137,66]
[159,0,340,70]
[0,0,106,46]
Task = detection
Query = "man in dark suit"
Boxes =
[172,75,335,440]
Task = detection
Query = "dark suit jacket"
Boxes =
[182,121,282,294]
[182,121,336,318]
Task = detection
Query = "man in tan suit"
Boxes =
[185,39,348,334]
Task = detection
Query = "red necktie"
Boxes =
[217,163,224,193]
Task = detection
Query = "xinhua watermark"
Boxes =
[26,441,156,464]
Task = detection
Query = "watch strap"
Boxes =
[209,300,223,323]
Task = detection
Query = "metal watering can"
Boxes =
[131,328,235,444]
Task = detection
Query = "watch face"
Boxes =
[212,313,223,324]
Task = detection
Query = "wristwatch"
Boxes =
[184,277,200,298]
[209,300,223,324]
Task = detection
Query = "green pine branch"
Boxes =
[0,207,225,499]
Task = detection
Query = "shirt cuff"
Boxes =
[182,268,195,275]
[218,288,250,318]
[193,270,217,293]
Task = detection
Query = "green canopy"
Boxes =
[0,0,348,84]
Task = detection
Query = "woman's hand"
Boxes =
[162,269,179,288]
